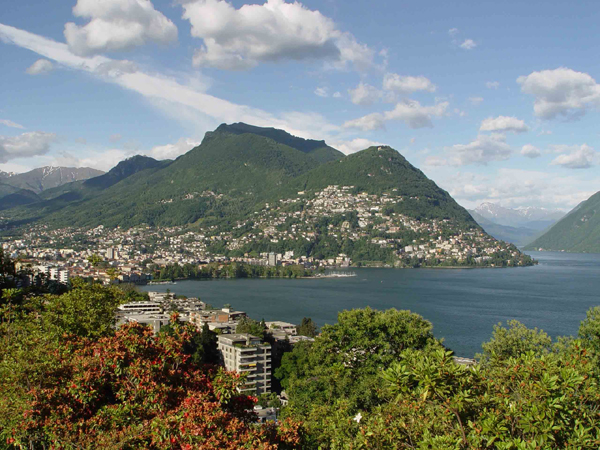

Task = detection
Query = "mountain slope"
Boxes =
[0,189,41,210]
[1,166,104,194]
[525,192,600,252]
[36,130,322,228]
[297,146,476,225]
[4,124,477,232]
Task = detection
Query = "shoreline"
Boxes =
[147,263,534,283]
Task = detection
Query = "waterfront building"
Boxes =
[267,252,278,267]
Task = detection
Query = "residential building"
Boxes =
[217,334,271,395]
[265,321,297,336]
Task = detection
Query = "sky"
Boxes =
[1,0,600,212]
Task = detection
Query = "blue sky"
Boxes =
[1,0,600,211]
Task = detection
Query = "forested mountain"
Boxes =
[210,122,344,163]
[0,166,104,194]
[525,191,600,253]
[1,123,478,231]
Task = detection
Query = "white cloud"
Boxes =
[486,81,500,89]
[314,87,328,97]
[181,0,373,71]
[521,144,541,158]
[25,58,53,74]
[149,137,201,159]
[442,134,512,166]
[383,73,436,93]
[384,100,448,128]
[0,119,25,129]
[330,137,384,155]
[53,148,135,171]
[423,155,447,167]
[348,82,380,105]
[109,133,122,142]
[429,168,599,210]
[551,144,598,169]
[95,60,139,77]
[480,115,529,133]
[344,99,448,131]
[0,131,57,162]
[64,0,178,56]
[343,113,385,131]
[517,67,600,119]
[448,28,459,36]
[332,91,342,98]
[469,96,483,105]
[460,39,476,50]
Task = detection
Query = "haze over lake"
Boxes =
[141,251,600,357]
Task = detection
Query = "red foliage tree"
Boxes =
[10,322,302,449]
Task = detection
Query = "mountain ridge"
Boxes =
[525,191,600,252]
[4,124,477,231]
[0,166,104,194]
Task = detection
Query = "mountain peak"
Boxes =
[206,122,344,163]
[84,155,166,190]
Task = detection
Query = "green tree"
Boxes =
[87,254,103,267]
[478,319,552,364]
[44,283,126,339]
[296,317,318,337]
[579,306,600,356]
[281,308,440,447]
[236,316,266,338]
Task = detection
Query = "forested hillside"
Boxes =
[1,124,478,231]
[525,191,600,252]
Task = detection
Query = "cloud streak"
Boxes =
[0,23,344,142]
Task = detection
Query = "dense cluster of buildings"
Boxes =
[2,185,529,285]
[116,291,312,400]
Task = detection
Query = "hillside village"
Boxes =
[2,185,533,284]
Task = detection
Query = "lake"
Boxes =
[140,251,600,357]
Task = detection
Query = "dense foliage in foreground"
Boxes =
[2,256,600,448]
[277,309,600,449]
[0,278,301,449]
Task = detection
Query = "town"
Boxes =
[2,185,533,285]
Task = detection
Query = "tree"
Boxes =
[43,283,126,340]
[106,267,119,281]
[478,319,552,364]
[2,322,303,449]
[296,317,318,337]
[236,316,266,338]
[87,254,103,267]
[579,306,600,356]
[281,308,440,447]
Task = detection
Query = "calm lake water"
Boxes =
[141,251,600,357]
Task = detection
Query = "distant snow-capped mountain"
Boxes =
[0,166,105,194]
[471,202,565,230]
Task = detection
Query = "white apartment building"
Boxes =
[265,321,297,336]
[58,270,70,284]
[117,301,162,313]
[217,334,272,395]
